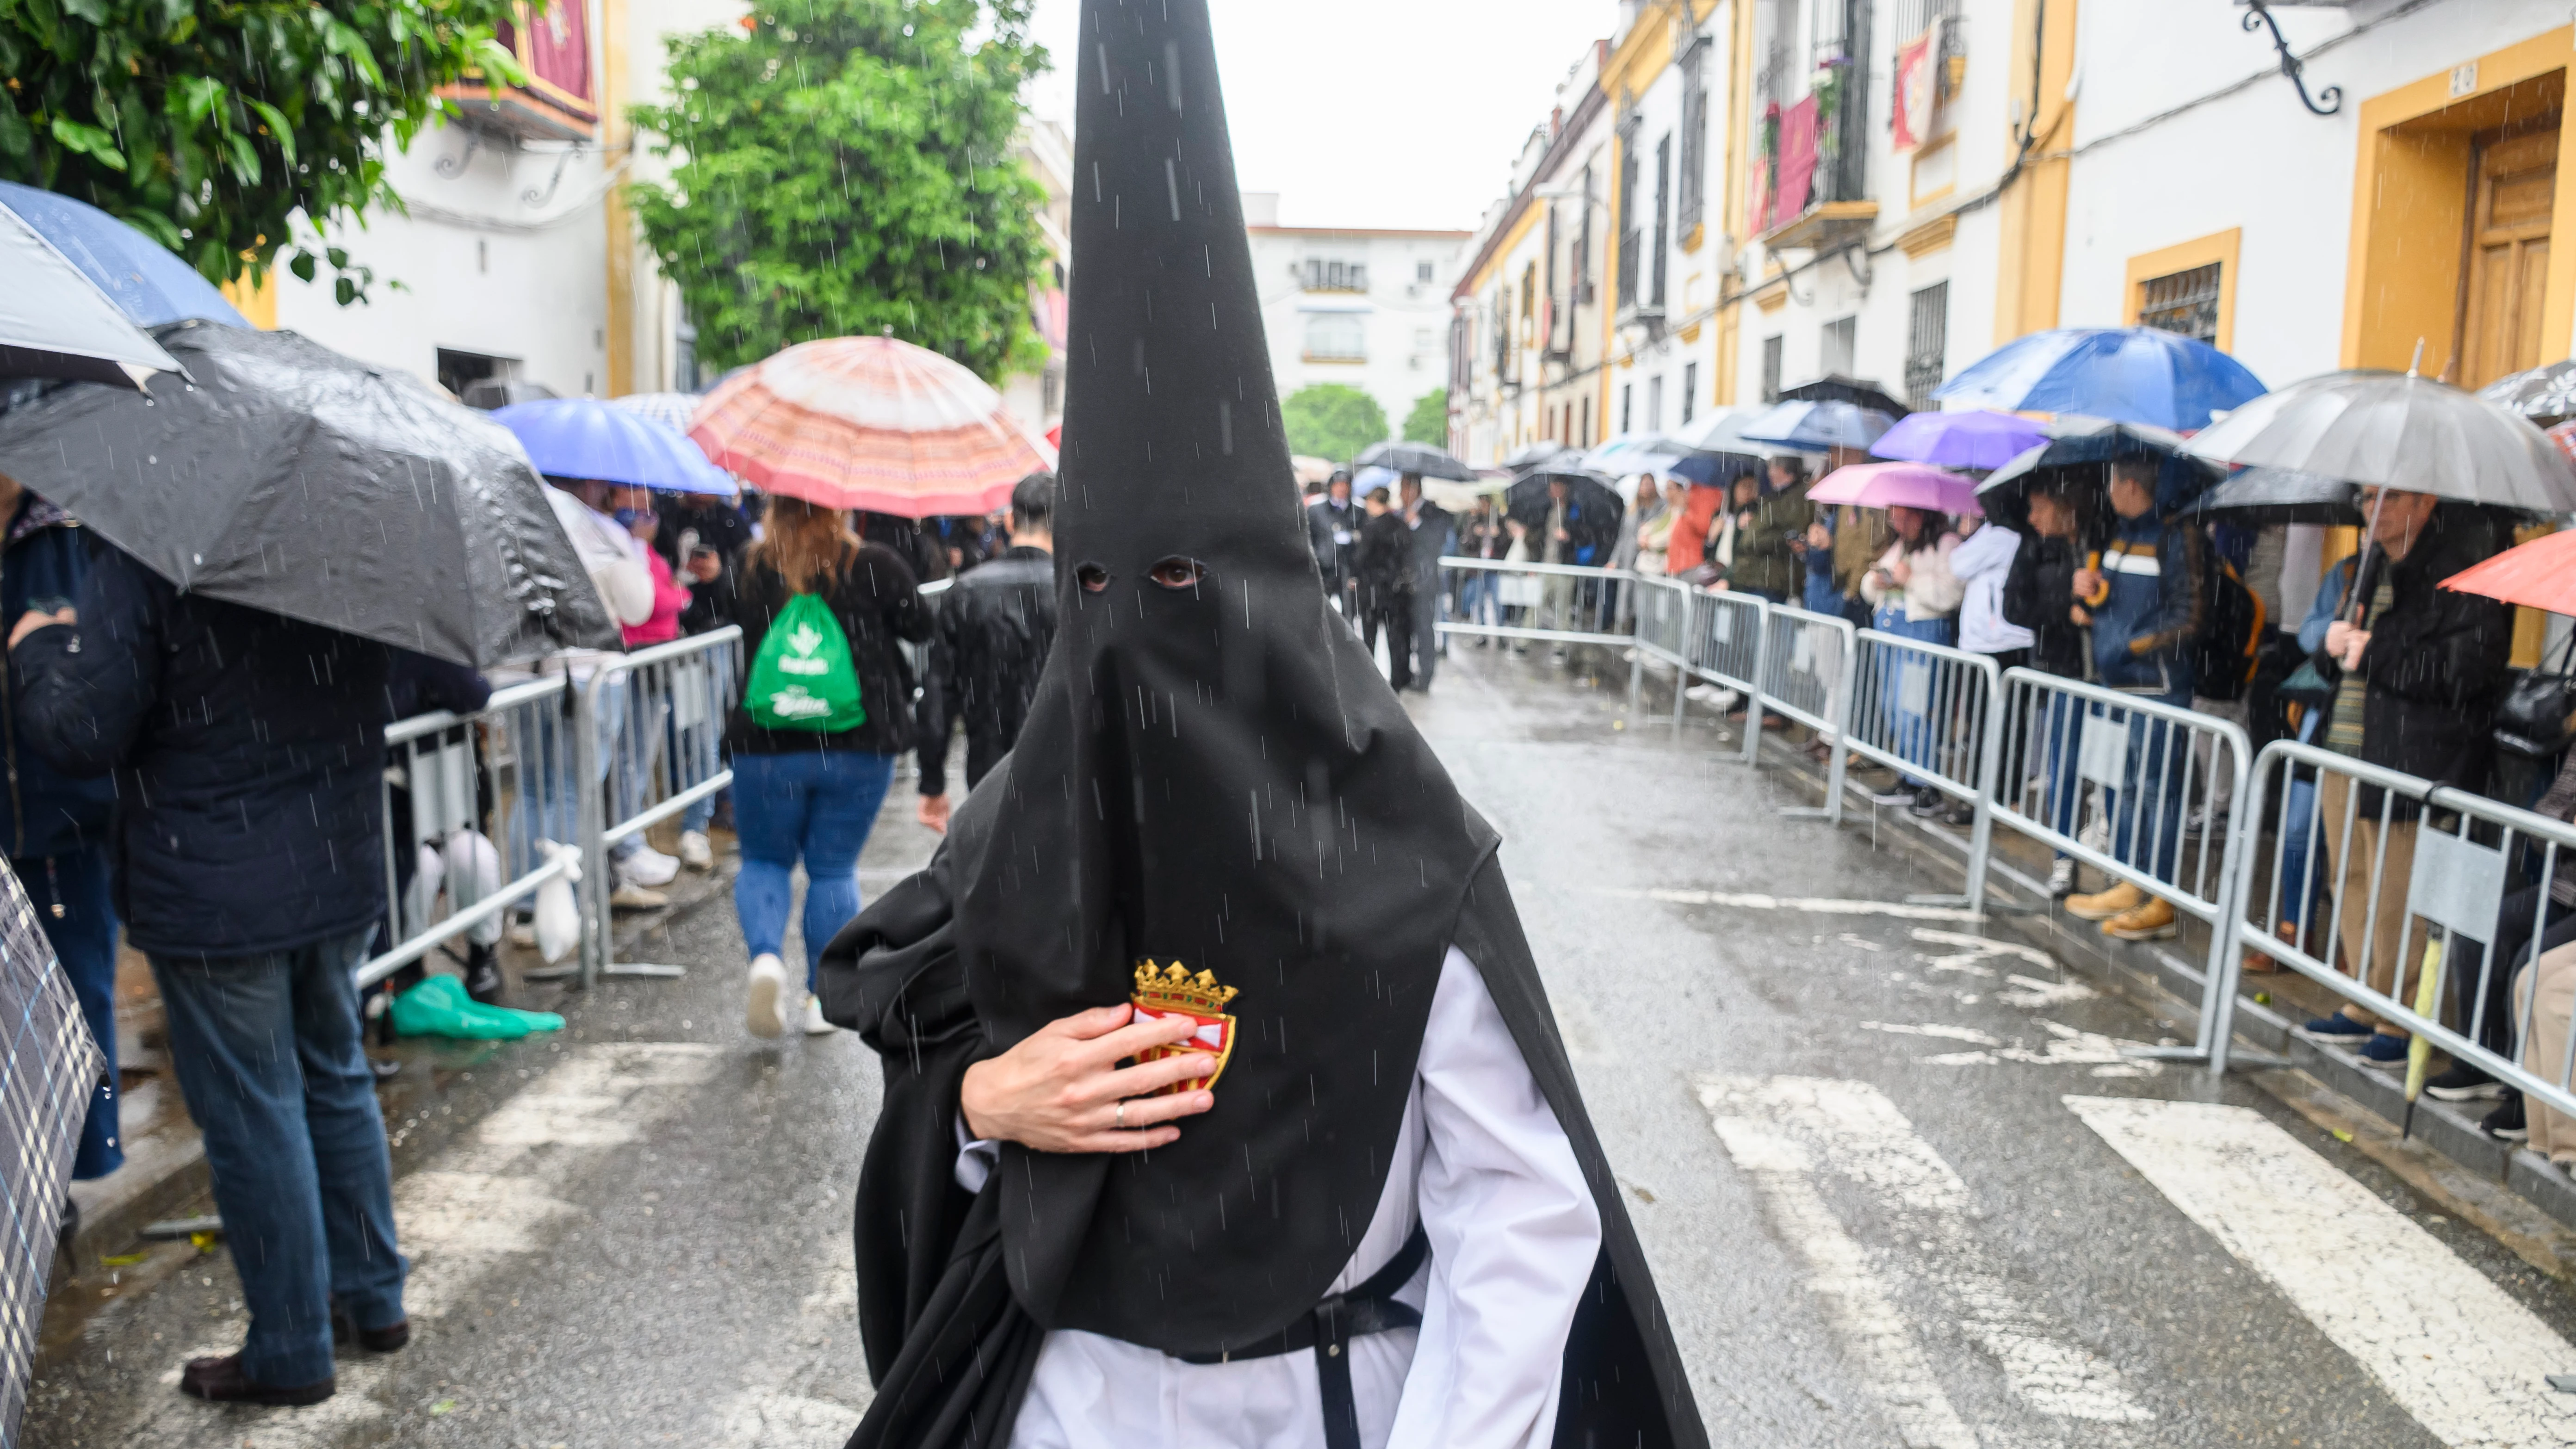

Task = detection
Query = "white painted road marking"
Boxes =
[1701,1075,2152,1435]
[2070,1095,2576,1449]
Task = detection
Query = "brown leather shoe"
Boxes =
[178,1354,334,1406]
[331,1307,411,1353]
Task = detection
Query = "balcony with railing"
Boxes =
[437,0,599,141]
[1750,0,1877,254]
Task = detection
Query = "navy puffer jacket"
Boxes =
[0,497,115,860]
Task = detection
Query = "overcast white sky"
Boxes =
[1022,0,1621,233]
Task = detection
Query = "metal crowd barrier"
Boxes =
[2229,742,2576,1108]
[1683,591,1770,763]
[573,627,744,984]
[1845,633,2001,908]
[362,675,581,991]
[1435,557,1627,648]
[1759,607,1859,826]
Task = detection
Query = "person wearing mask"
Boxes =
[2002,482,2090,898]
[9,545,485,1406]
[1858,506,1964,817]
[2288,491,2514,1067]
[1728,455,1813,604]
[916,472,1058,834]
[1398,473,1451,692]
[1307,469,1361,614]
[2062,458,2209,943]
[544,477,681,904]
[728,497,932,1038]
[1355,484,1416,687]
[0,475,120,1241]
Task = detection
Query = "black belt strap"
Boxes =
[1172,1225,1431,1449]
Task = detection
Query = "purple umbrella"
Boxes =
[1807,461,1983,516]
[1869,409,2049,471]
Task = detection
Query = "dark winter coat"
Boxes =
[2002,530,2088,679]
[1307,495,1361,586]
[653,498,755,636]
[1355,509,1413,608]
[918,545,1056,797]
[2339,508,2516,805]
[725,545,933,758]
[0,497,114,860]
[1402,500,1453,592]
[1729,476,1812,600]
[10,544,440,958]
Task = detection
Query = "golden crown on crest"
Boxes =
[1132,960,1239,1014]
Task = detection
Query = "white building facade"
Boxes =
[1243,197,1469,445]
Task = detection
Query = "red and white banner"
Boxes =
[1892,28,1936,154]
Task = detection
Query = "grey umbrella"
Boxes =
[1354,439,1478,481]
[0,857,103,1445]
[2184,466,2362,526]
[2182,368,2576,513]
[0,322,619,667]
[0,201,180,387]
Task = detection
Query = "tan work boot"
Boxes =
[2063,881,2143,923]
[2103,895,2179,941]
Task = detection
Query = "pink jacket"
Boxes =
[623,546,691,648]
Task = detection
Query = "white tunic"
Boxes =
[961,947,1601,1449]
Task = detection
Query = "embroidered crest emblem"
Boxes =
[1130,960,1238,1094]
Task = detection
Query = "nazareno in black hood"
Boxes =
[945,0,1496,1358]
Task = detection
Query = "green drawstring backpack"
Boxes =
[743,592,866,731]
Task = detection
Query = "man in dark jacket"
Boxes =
[2063,458,2206,943]
[2293,493,2514,1063]
[8,544,464,1406]
[2001,481,2091,898]
[0,482,120,1201]
[1306,469,1360,613]
[1355,485,1416,687]
[1398,473,1451,692]
[917,473,1058,832]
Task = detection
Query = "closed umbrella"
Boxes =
[1354,440,1477,481]
[1807,461,1982,516]
[0,198,180,386]
[690,336,1054,519]
[1868,409,2049,471]
[2181,368,2576,513]
[1737,398,1896,451]
[1934,326,2266,432]
[0,322,618,667]
[493,397,737,496]
[0,856,104,1445]
[0,180,248,329]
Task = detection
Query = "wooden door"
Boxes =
[2457,124,2559,390]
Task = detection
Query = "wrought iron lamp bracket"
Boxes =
[2241,0,2343,117]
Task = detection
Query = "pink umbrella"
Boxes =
[689,336,1056,518]
[1806,461,1983,516]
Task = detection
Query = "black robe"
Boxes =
[817,769,1709,1449]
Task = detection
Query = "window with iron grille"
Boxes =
[1301,259,1369,293]
[1682,362,1699,425]
[1905,281,1949,405]
[1678,38,1709,232]
[1617,119,1642,310]
[2137,261,2221,343]
[1651,134,1672,309]
[1761,336,1784,402]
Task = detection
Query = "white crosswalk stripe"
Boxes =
[2070,1095,2576,1449]
[1699,1074,2152,1442]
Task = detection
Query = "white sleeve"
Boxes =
[1387,947,1601,1449]
[545,487,655,626]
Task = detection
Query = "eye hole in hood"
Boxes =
[1148,556,1208,591]
[1075,563,1110,594]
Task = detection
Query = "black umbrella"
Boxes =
[1501,439,1570,470]
[1976,419,2225,530]
[1778,373,1911,418]
[2185,466,2362,526]
[0,855,104,1443]
[0,322,618,667]
[1354,439,1478,481]
[1505,465,1624,531]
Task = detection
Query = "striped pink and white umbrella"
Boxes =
[688,336,1055,518]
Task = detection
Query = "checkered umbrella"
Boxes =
[0,856,102,1446]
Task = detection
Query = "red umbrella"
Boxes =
[2440,527,2576,615]
[689,336,1055,518]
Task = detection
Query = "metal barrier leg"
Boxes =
[1738,604,1770,766]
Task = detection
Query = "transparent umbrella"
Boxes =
[2182,368,2576,513]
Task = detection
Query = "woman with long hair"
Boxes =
[726,496,930,1037]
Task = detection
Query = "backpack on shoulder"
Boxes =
[743,593,866,731]
[2191,552,2267,704]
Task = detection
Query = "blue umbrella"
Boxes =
[1933,327,2265,432]
[1737,399,1895,451]
[0,181,247,328]
[492,398,738,496]
[1869,409,2049,471]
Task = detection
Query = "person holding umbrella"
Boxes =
[1856,504,1964,815]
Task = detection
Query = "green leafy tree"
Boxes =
[1282,384,1388,465]
[629,0,1049,380]
[1402,388,1448,446]
[0,0,524,298]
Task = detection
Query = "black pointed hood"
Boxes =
[945,0,1492,1356]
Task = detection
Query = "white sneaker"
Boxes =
[608,882,669,911]
[679,830,715,873]
[746,954,788,1039]
[621,846,681,887]
[801,995,836,1036]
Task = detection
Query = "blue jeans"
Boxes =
[152,928,404,1387]
[2037,691,2085,858]
[1872,606,1955,788]
[2107,688,2195,885]
[19,847,121,1179]
[731,750,896,987]
[1802,570,1844,619]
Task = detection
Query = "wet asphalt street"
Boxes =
[28,642,2576,1448]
